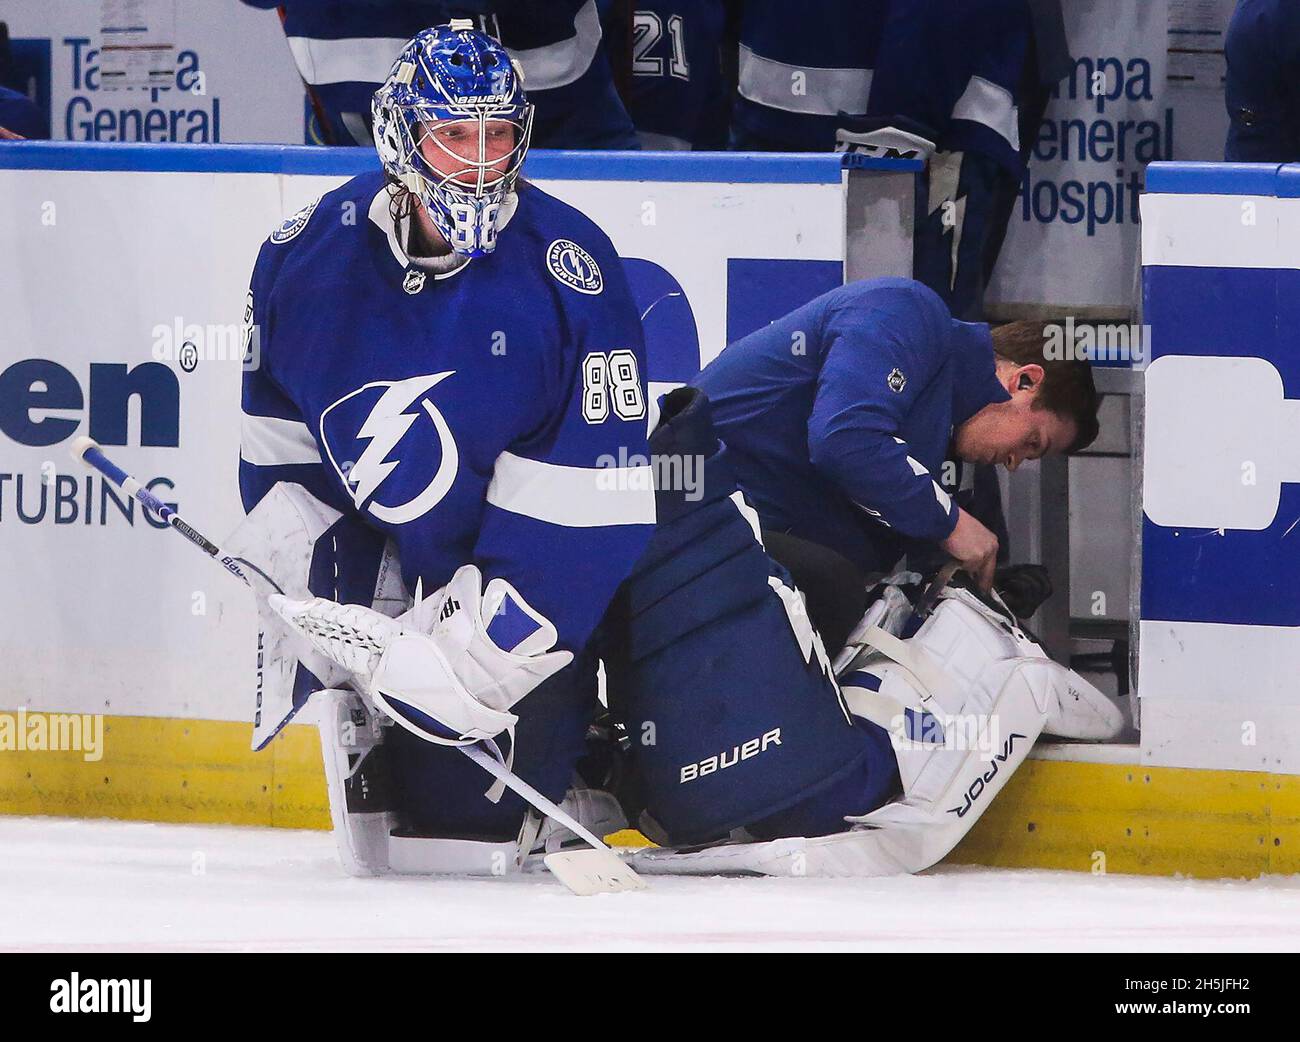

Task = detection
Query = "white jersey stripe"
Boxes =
[240,413,322,467]
[950,75,1020,153]
[286,36,407,86]
[737,43,872,117]
[486,451,655,528]
[508,0,603,91]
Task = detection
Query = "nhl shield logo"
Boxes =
[402,268,427,294]
[887,367,907,393]
[546,239,603,295]
[271,197,320,244]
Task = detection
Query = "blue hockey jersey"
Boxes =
[867,0,1067,174]
[1225,0,1300,161]
[733,0,1067,166]
[620,0,731,150]
[0,85,46,139]
[691,278,1009,572]
[731,0,886,152]
[239,171,656,654]
[241,0,638,148]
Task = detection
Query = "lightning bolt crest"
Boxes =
[346,372,455,508]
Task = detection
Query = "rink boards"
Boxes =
[3,713,1298,879]
[3,146,1300,879]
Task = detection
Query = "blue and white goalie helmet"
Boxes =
[372,22,533,257]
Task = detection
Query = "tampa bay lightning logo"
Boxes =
[271,197,320,244]
[319,372,459,525]
[546,239,603,295]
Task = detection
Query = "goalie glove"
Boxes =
[269,565,573,747]
[834,114,937,163]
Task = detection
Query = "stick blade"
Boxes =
[543,850,646,895]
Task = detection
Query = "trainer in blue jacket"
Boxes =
[692,278,1099,589]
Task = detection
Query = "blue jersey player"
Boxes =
[233,23,655,876]
[606,0,734,150]
[1225,0,1300,162]
[241,1,639,148]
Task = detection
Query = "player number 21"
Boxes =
[582,350,646,423]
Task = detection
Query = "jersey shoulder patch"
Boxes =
[546,238,604,295]
[270,197,321,245]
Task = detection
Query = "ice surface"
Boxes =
[2,817,1298,952]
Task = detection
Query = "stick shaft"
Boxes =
[75,439,253,586]
[69,438,622,861]
[460,745,612,853]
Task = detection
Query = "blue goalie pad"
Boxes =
[604,388,900,846]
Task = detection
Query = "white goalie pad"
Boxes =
[223,481,409,750]
[318,688,626,877]
[317,688,394,875]
[630,581,1124,878]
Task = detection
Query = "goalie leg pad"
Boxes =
[604,389,898,847]
[317,688,395,876]
[384,648,600,842]
[224,481,403,749]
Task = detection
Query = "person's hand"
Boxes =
[940,508,999,590]
[0,126,24,140]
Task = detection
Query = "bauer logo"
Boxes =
[0,359,180,448]
[546,239,603,295]
[271,197,320,244]
[680,728,782,783]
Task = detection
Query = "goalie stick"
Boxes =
[68,436,644,896]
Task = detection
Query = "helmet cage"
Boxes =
[402,105,533,256]
[372,27,533,259]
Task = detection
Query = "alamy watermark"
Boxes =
[0,708,104,762]
[151,296,261,371]
[888,710,1002,761]
[1042,317,1150,363]
[50,973,150,1022]
[595,449,704,502]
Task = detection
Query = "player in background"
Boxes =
[0,23,45,140]
[729,0,884,152]
[232,23,654,874]
[603,0,736,150]
[726,0,1070,320]
[1224,0,1300,161]
[691,278,1098,647]
[0,84,42,139]
[241,1,639,148]
[847,0,1073,322]
[599,281,1115,874]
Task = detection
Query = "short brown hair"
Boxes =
[990,320,1100,453]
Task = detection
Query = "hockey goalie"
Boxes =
[226,21,1122,886]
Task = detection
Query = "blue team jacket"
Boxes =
[692,278,1009,572]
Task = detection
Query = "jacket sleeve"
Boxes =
[806,288,960,544]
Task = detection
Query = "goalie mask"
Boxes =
[372,22,533,258]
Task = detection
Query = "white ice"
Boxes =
[2,816,1298,952]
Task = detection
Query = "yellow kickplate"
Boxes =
[948,758,1300,878]
[0,714,329,830]
[2,714,1296,878]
